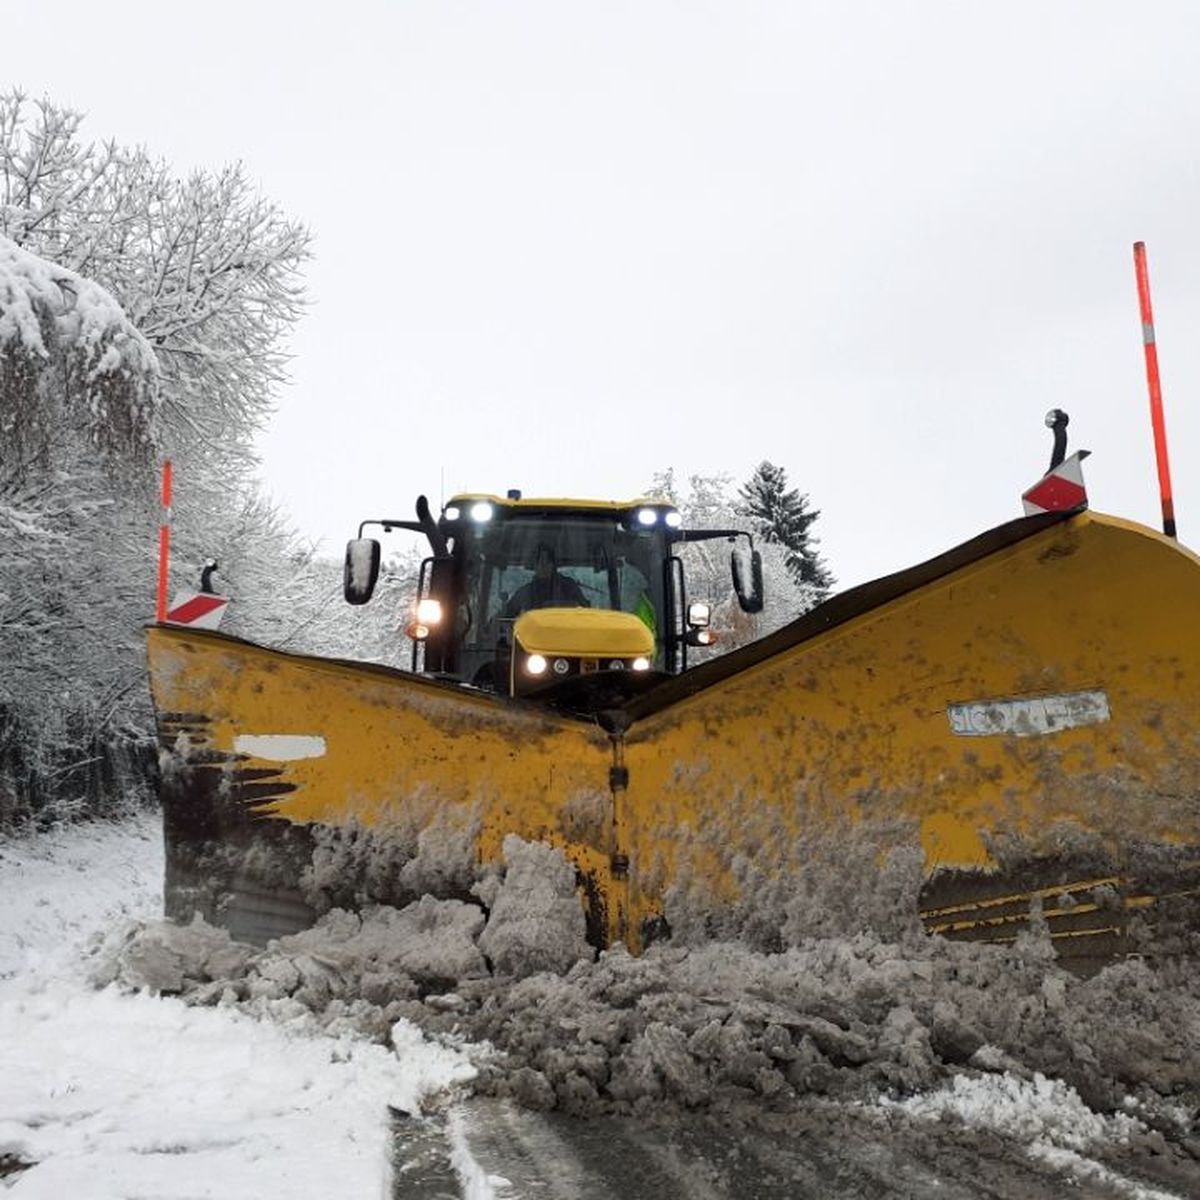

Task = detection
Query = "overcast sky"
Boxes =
[8,2,1200,587]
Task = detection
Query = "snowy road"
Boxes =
[3,815,1199,1199]
[396,1094,1198,1200]
[0,814,471,1199]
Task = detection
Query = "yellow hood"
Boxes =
[513,607,654,658]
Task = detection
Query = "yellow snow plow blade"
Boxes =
[619,509,1200,966]
[148,634,624,945]
[147,510,1200,969]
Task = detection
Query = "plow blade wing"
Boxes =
[147,631,619,944]
[618,510,1200,969]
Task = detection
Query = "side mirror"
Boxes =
[344,538,381,605]
[732,547,764,614]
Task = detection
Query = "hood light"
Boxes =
[608,659,626,671]
[470,501,494,522]
[635,507,657,526]
[631,657,651,672]
[552,657,570,675]
[443,505,461,520]
[526,654,547,675]
[664,510,682,528]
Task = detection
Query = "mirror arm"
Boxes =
[358,518,423,538]
[677,528,753,545]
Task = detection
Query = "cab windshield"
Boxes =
[452,515,668,681]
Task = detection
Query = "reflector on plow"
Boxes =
[147,509,1200,971]
[1022,450,1090,515]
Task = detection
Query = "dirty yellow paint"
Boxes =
[148,631,627,942]
[614,512,1200,942]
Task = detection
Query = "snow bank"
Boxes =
[893,1074,1186,1200]
[108,860,1200,1137]
[895,1071,1141,1153]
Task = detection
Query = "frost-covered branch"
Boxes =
[0,92,311,482]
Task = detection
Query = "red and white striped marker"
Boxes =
[1133,242,1177,538]
[165,592,229,630]
[1022,451,1090,515]
[156,461,172,623]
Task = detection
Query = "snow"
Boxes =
[3,814,1198,1197]
[896,1070,1143,1152]
[446,1109,507,1200]
[889,1073,1183,1200]
[0,235,156,382]
[474,834,592,977]
[0,815,474,1198]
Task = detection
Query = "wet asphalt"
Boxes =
[392,1097,1200,1199]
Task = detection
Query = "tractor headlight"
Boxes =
[631,657,651,672]
[608,659,626,671]
[415,598,443,625]
[470,501,494,522]
[636,507,657,526]
[664,509,682,528]
[552,657,570,675]
[443,505,461,521]
[525,654,547,675]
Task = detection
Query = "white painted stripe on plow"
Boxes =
[947,690,1110,737]
[234,734,327,760]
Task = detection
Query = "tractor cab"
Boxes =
[344,492,763,702]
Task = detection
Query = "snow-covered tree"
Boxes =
[737,460,833,606]
[0,93,311,826]
[0,91,309,482]
[0,238,162,824]
[646,469,820,658]
[645,467,679,505]
[195,494,422,671]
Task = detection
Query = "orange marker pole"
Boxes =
[1133,242,1177,538]
[156,460,172,622]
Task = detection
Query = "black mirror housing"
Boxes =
[732,547,764,614]
[344,538,381,605]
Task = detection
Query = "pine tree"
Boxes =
[737,461,834,601]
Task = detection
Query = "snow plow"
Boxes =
[147,471,1200,972]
